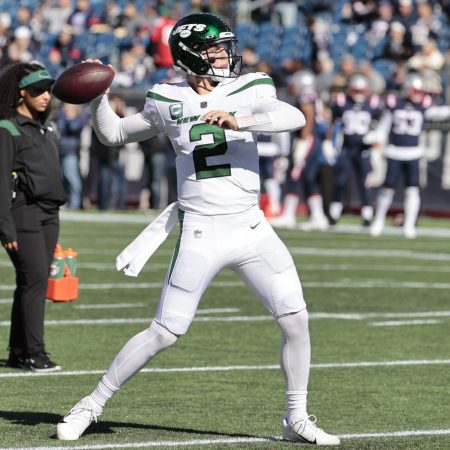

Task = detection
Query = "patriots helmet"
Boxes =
[169,13,242,80]
[403,72,427,103]
[347,74,370,103]
[288,70,316,96]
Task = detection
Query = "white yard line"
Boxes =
[370,319,441,326]
[1,428,450,450]
[74,303,145,309]
[1,310,450,327]
[290,247,450,261]
[2,279,450,292]
[1,359,450,379]
[2,246,450,264]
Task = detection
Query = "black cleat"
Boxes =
[23,352,62,372]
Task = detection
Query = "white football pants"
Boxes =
[156,205,306,335]
[92,206,309,413]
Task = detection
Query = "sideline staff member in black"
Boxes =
[0,62,67,372]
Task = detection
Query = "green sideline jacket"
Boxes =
[0,114,67,245]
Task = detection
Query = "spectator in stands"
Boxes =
[42,0,73,35]
[0,12,11,65]
[117,2,147,37]
[394,0,418,29]
[240,46,259,74]
[11,6,32,31]
[330,53,358,94]
[273,0,300,28]
[113,45,153,88]
[205,0,234,26]
[51,25,84,68]
[100,0,122,29]
[149,7,182,68]
[407,37,445,72]
[7,26,34,64]
[379,20,413,63]
[67,0,94,35]
[359,59,386,95]
[130,37,155,81]
[277,57,303,89]
[57,103,89,209]
[410,0,444,50]
[365,0,394,53]
[341,0,378,24]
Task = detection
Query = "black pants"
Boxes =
[7,204,59,356]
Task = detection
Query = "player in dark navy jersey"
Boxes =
[327,74,383,226]
[271,70,331,230]
[369,72,450,238]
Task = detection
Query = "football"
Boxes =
[52,62,115,104]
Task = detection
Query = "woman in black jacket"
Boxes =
[0,62,67,372]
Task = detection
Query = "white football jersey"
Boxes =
[142,72,276,215]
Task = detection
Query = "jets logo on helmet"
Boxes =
[169,13,242,80]
[173,24,207,38]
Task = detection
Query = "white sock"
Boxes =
[361,205,374,222]
[282,194,299,219]
[277,310,311,422]
[89,321,177,408]
[404,186,420,231]
[265,178,281,215]
[329,202,343,221]
[308,195,327,222]
[90,376,117,409]
[373,188,394,225]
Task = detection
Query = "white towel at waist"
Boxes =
[116,202,179,277]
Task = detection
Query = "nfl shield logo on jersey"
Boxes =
[170,104,183,119]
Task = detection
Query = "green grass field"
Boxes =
[1,211,450,449]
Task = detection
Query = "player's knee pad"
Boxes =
[148,320,178,347]
[157,303,196,336]
[169,249,207,292]
[268,267,306,316]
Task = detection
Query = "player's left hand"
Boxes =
[202,110,238,131]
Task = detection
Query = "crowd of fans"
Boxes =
[0,0,449,216]
[0,0,448,92]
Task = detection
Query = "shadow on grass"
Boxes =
[0,410,280,442]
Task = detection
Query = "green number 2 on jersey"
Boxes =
[190,123,231,180]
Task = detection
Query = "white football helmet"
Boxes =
[347,74,370,103]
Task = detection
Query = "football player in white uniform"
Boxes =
[56,13,340,446]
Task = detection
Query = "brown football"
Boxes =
[52,62,115,104]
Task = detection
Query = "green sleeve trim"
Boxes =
[0,120,21,136]
[226,78,275,97]
[147,91,181,103]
